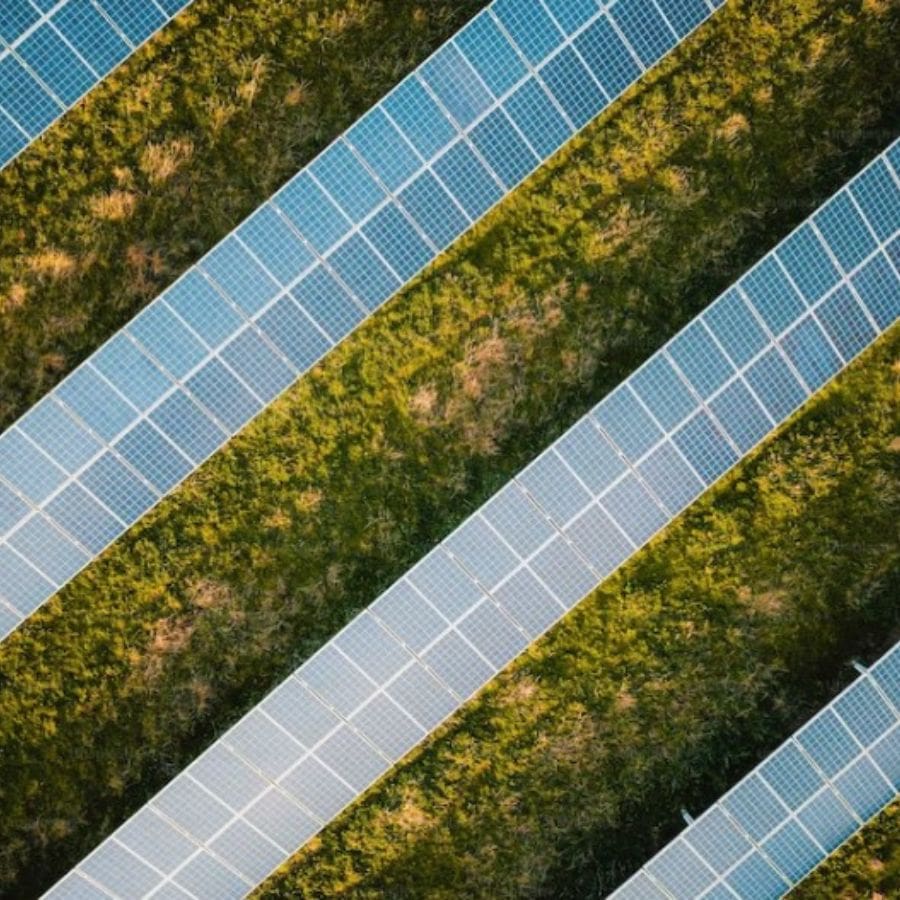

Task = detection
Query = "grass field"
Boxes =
[0,0,897,895]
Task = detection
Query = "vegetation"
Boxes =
[791,800,900,898]
[0,0,897,896]
[0,0,487,430]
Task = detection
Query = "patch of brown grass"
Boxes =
[140,138,194,185]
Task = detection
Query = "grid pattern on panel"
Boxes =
[44,145,900,900]
[0,0,194,169]
[0,0,730,642]
[609,644,900,900]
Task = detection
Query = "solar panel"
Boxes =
[0,0,193,170]
[0,0,735,643]
[610,643,900,899]
[43,144,900,899]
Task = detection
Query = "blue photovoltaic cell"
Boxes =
[492,0,563,67]
[0,481,30,536]
[600,473,668,546]
[555,418,626,495]
[744,348,808,423]
[543,0,600,35]
[574,16,643,98]
[52,0,131,76]
[759,742,823,811]
[609,0,677,67]
[56,366,138,443]
[740,257,808,337]
[871,729,900,789]
[79,452,157,524]
[0,429,64,506]
[779,316,842,391]
[45,482,123,554]
[455,11,527,98]
[257,296,333,371]
[851,253,900,330]
[631,354,697,431]
[114,421,191,493]
[0,54,63,135]
[834,679,895,746]
[275,172,351,255]
[493,567,562,637]
[407,548,484,622]
[310,141,388,223]
[835,756,894,820]
[813,192,877,272]
[371,580,448,653]
[186,358,261,433]
[17,25,96,106]
[470,107,538,189]
[539,46,607,129]
[637,441,703,514]
[17,397,102,475]
[776,224,841,304]
[92,333,172,412]
[219,328,296,403]
[762,820,822,883]
[327,234,400,310]
[672,411,737,484]
[421,43,493,130]
[564,503,633,577]
[503,76,572,159]
[432,140,503,220]
[817,285,877,361]
[796,710,859,778]
[655,0,710,36]
[346,107,422,193]
[518,450,593,525]
[361,204,434,282]
[725,852,787,900]
[423,629,494,698]
[445,516,519,590]
[128,303,208,380]
[0,114,27,161]
[383,77,457,161]
[291,266,365,341]
[722,775,792,843]
[163,270,245,347]
[797,788,858,852]
[703,288,769,368]
[98,0,167,45]
[482,484,554,558]
[528,536,596,608]
[149,390,227,464]
[8,514,88,585]
[458,599,528,669]
[594,385,663,462]
[237,204,315,288]
[0,1,40,42]
[848,159,900,242]
[668,321,734,399]
[647,840,715,900]
[871,646,900,709]
[708,378,772,454]
[0,543,55,613]
[398,170,470,250]
[201,236,280,317]
[684,808,751,876]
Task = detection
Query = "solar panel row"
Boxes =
[609,645,900,900]
[0,0,192,169]
[43,141,900,900]
[0,0,729,642]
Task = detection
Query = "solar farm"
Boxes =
[0,1,897,898]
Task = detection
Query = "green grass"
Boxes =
[251,325,899,898]
[0,0,898,895]
[791,800,900,898]
[0,0,486,430]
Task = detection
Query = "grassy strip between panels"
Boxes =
[249,327,900,900]
[0,0,488,431]
[1,0,899,895]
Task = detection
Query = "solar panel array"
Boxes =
[0,0,192,169]
[44,143,900,900]
[0,0,729,643]
[609,644,900,900]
